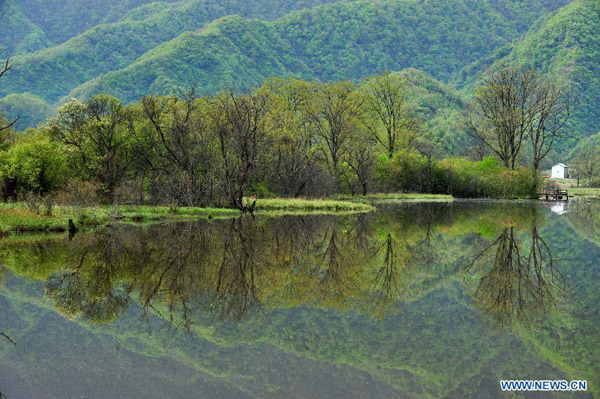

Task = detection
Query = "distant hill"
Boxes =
[505,0,600,150]
[0,0,343,103]
[397,68,471,156]
[0,93,55,131]
[458,0,599,153]
[3,0,598,157]
[63,0,565,103]
[1,0,570,104]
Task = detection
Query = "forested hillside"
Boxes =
[499,0,600,148]
[397,68,471,156]
[0,0,343,103]
[3,0,598,156]
[2,0,342,54]
[1,0,569,104]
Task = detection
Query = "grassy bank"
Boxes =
[0,203,238,234]
[0,198,375,235]
[567,188,600,198]
[252,198,375,212]
[544,178,600,198]
[333,193,454,203]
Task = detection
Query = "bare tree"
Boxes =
[529,78,570,171]
[362,70,419,158]
[346,134,377,195]
[139,89,218,207]
[0,52,18,143]
[467,65,569,170]
[213,90,272,211]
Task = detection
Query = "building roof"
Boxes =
[554,163,567,168]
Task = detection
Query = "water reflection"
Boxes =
[465,225,565,326]
[0,202,569,329]
[550,202,568,215]
[0,201,598,398]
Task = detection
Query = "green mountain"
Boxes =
[0,0,342,103]
[1,0,570,104]
[66,16,311,102]
[0,93,55,131]
[0,0,53,55]
[3,0,598,156]
[458,0,600,150]
[61,0,571,103]
[398,68,471,156]
[506,0,600,148]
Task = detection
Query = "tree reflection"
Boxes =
[45,233,132,323]
[212,218,263,320]
[465,226,565,327]
[368,234,402,316]
[0,202,556,329]
[32,213,428,326]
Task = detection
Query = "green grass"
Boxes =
[0,198,375,235]
[0,203,107,234]
[333,193,454,203]
[252,198,375,212]
[543,179,600,198]
[0,203,238,234]
[114,205,239,220]
[566,187,600,198]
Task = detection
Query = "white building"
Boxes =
[551,163,569,179]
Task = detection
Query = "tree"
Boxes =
[528,77,570,171]
[265,78,323,197]
[573,147,599,187]
[467,65,569,170]
[137,90,219,206]
[362,71,419,158]
[50,95,134,202]
[465,226,564,326]
[345,131,377,195]
[0,52,18,148]
[213,89,273,210]
[307,81,364,189]
[0,129,68,194]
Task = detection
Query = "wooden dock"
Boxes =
[539,189,571,201]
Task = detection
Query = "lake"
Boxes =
[0,201,598,398]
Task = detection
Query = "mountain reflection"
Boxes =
[0,202,569,329]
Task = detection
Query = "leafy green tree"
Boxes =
[573,147,600,187]
[307,81,364,189]
[345,129,377,195]
[264,78,325,196]
[362,71,419,158]
[49,95,134,202]
[0,129,68,194]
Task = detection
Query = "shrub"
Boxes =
[436,157,539,198]
[377,154,539,198]
[377,150,436,193]
[0,130,69,195]
[54,178,101,207]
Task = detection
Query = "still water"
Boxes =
[0,201,598,398]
